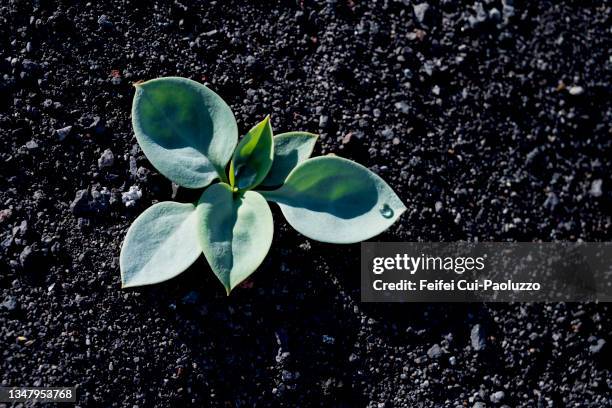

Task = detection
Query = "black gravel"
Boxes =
[1,1,610,407]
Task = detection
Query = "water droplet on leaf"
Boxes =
[379,204,394,218]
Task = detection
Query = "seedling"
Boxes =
[120,77,406,293]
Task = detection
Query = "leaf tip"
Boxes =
[261,115,272,129]
[120,272,138,289]
[119,267,128,289]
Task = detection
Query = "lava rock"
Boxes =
[490,390,505,403]
[70,187,111,215]
[70,189,91,215]
[589,179,602,197]
[471,324,487,351]
[0,209,12,223]
[98,149,115,168]
[589,338,606,354]
[19,245,38,269]
[25,140,38,150]
[55,126,72,141]
[427,344,442,359]
[121,185,142,207]
[413,3,434,27]
[0,296,17,311]
[97,15,113,29]
[568,85,585,95]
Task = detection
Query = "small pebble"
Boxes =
[589,338,606,354]
[122,185,142,207]
[55,126,72,141]
[589,179,602,197]
[394,101,410,113]
[471,324,487,351]
[568,85,584,95]
[413,3,432,26]
[490,390,505,403]
[97,15,113,29]
[98,149,115,168]
[427,344,442,359]
[25,140,38,150]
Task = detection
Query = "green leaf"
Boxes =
[229,116,274,190]
[261,156,406,244]
[259,132,319,188]
[197,183,273,294]
[120,202,201,288]
[132,77,237,188]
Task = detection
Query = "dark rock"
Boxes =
[543,192,559,211]
[1,296,17,311]
[413,3,433,26]
[322,335,335,345]
[121,186,142,207]
[80,115,106,134]
[427,344,442,359]
[471,324,487,351]
[319,115,329,129]
[19,245,34,268]
[135,166,149,182]
[98,149,114,168]
[77,217,90,230]
[394,101,410,114]
[469,2,489,28]
[568,85,584,96]
[90,187,111,213]
[12,220,28,237]
[589,179,602,197]
[97,15,113,29]
[21,59,40,73]
[55,126,72,141]
[25,140,38,150]
[489,8,501,22]
[70,187,111,215]
[0,209,12,223]
[70,189,91,215]
[589,339,606,354]
[275,329,289,349]
[490,390,505,403]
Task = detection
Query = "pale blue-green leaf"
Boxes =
[132,77,237,188]
[259,132,318,188]
[261,156,406,244]
[120,202,201,288]
[229,116,274,190]
[197,183,273,293]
